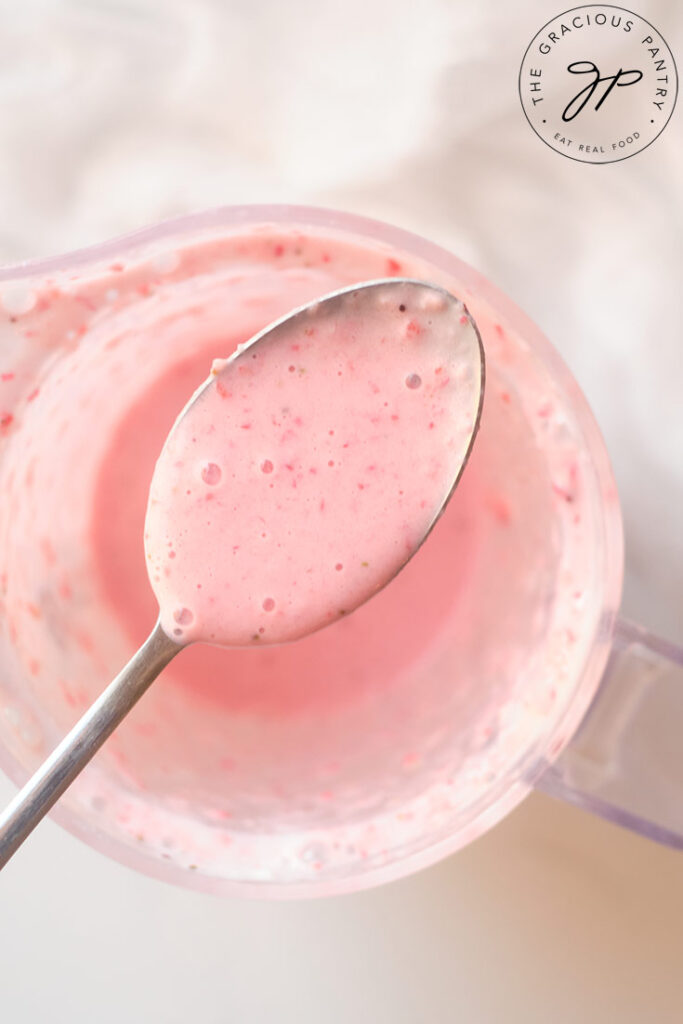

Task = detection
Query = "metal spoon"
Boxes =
[0,278,484,869]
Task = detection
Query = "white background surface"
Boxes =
[1,0,682,1020]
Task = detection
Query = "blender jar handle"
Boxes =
[535,619,683,849]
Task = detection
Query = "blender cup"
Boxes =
[0,205,680,897]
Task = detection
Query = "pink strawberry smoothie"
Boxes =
[0,212,609,884]
[145,283,481,647]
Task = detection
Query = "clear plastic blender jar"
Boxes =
[0,205,680,897]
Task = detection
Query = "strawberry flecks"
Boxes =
[549,736,566,757]
[59,680,80,708]
[76,631,95,653]
[0,412,14,430]
[386,258,402,275]
[145,278,480,646]
[1,372,15,382]
[552,484,573,503]
[553,463,580,504]
[26,388,40,402]
[489,495,512,524]
[40,538,57,566]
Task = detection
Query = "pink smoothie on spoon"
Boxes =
[144,281,482,647]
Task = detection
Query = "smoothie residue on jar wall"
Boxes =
[0,221,602,882]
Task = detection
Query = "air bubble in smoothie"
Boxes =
[144,279,481,647]
[200,462,222,485]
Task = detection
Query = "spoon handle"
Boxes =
[0,622,180,870]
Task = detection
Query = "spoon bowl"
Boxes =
[146,277,484,648]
